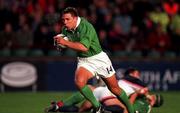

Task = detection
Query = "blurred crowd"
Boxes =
[0,0,180,58]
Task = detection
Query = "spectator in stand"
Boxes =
[26,1,44,32]
[163,0,179,18]
[18,14,28,29]
[0,23,16,49]
[15,23,33,49]
[131,0,154,30]
[146,23,171,54]
[101,12,113,32]
[33,23,51,54]
[107,21,127,52]
[93,0,110,30]
[114,0,132,35]
[98,29,109,53]
[168,10,180,53]
[0,0,19,31]
[45,4,59,26]
[127,24,145,52]
[149,4,170,33]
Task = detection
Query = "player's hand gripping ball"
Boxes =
[54,34,69,48]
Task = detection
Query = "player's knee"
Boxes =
[75,80,86,89]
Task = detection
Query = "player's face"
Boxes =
[62,13,77,30]
[131,70,140,78]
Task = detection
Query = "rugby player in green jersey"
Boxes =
[53,7,134,113]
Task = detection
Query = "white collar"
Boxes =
[75,17,81,29]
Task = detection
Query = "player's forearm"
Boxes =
[64,41,88,52]
[129,93,138,104]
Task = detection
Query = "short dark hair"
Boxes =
[124,68,139,76]
[153,94,164,107]
[61,7,78,17]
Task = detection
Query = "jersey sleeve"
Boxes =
[78,23,94,49]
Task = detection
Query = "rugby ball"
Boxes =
[56,34,69,48]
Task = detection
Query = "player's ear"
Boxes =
[153,94,164,107]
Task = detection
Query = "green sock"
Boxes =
[80,85,100,108]
[117,90,134,113]
[63,91,85,106]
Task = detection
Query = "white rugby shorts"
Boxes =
[77,51,115,78]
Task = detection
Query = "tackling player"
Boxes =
[45,68,163,113]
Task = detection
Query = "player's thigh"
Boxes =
[75,67,94,85]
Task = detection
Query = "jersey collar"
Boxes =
[75,16,81,29]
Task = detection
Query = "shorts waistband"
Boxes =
[78,51,105,60]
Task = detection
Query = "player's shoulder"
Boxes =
[79,17,94,29]
[122,75,147,87]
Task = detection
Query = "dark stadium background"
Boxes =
[0,0,180,113]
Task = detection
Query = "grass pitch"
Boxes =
[0,91,179,113]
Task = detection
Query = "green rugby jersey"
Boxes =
[133,97,151,113]
[61,17,102,57]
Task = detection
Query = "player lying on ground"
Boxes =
[45,87,163,113]
[45,68,163,113]
[79,86,163,113]
[45,84,127,113]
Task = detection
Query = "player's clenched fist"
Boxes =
[53,34,69,48]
